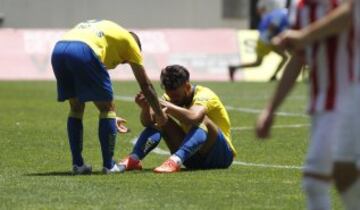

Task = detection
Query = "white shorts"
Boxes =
[304,112,339,175]
[333,84,360,169]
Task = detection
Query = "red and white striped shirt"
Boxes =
[353,0,360,81]
[295,0,354,114]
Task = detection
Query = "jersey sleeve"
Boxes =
[192,90,214,112]
[125,37,143,66]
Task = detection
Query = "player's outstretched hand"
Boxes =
[255,109,274,139]
[116,117,130,133]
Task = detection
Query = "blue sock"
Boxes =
[67,117,84,166]
[98,117,117,169]
[132,127,161,160]
[175,127,207,162]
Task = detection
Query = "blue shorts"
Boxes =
[51,41,113,102]
[183,131,234,169]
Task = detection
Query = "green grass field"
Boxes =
[0,81,342,209]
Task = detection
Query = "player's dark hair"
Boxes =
[160,65,190,90]
[129,31,142,51]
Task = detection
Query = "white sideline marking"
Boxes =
[225,106,307,117]
[130,138,302,170]
[114,95,133,102]
[114,95,307,118]
[232,161,302,169]
[232,124,310,131]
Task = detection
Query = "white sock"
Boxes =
[302,177,331,210]
[130,153,140,161]
[169,155,182,165]
[340,178,360,210]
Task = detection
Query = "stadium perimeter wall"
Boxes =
[0,28,282,81]
[0,0,248,29]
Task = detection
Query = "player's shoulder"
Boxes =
[194,85,219,99]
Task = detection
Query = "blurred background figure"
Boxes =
[228,1,290,82]
[0,12,4,27]
[256,1,357,209]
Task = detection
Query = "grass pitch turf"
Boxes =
[0,81,342,209]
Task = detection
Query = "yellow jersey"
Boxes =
[163,85,237,156]
[61,20,143,69]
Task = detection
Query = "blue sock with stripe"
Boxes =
[132,127,161,160]
[175,127,207,162]
[67,114,84,166]
[98,112,117,169]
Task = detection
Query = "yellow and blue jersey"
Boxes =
[163,85,237,156]
[62,20,143,69]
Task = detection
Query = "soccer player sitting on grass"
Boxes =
[119,65,237,173]
[51,20,167,175]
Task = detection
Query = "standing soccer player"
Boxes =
[256,0,357,209]
[51,20,167,174]
[271,0,360,209]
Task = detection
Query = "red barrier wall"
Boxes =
[0,29,239,81]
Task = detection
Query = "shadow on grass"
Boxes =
[24,171,102,176]
[24,167,226,176]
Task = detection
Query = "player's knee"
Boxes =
[94,101,115,113]
[69,103,85,118]
[333,162,358,192]
[69,99,85,113]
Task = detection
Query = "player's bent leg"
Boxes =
[333,162,358,192]
[67,98,91,174]
[302,112,337,210]
[154,125,207,173]
[94,101,123,173]
[333,163,360,210]
[270,50,288,81]
[158,117,186,154]
[332,89,360,210]
[119,127,162,170]
[185,129,233,170]
[174,126,208,163]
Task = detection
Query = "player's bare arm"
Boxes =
[135,91,155,127]
[130,63,168,126]
[273,1,351,51]
[160,100,206,126]
[256,55,303,139]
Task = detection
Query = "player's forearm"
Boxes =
[140,107,154,127]
[166,106,204,126]
[140,84,163,115]
[300,2,351,46]
[131,64,164,116]
[267,56,303,114]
